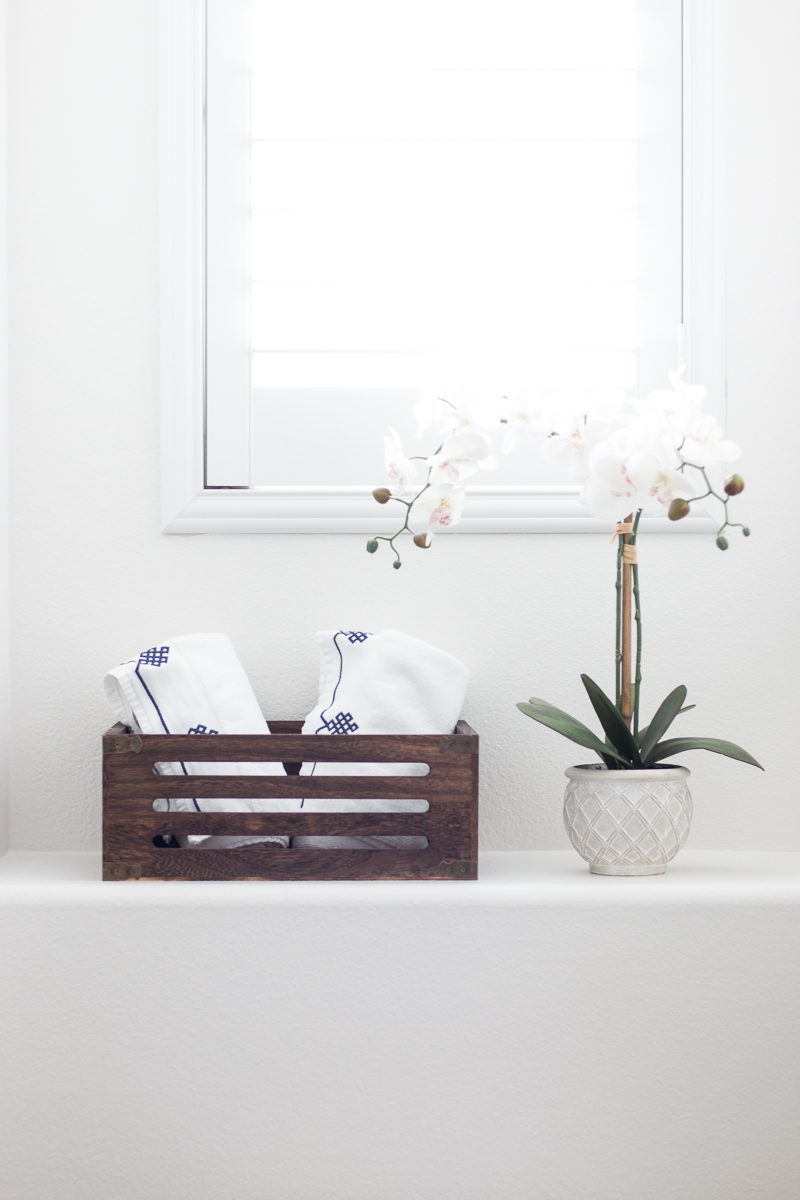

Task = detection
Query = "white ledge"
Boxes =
[2,850,798,905]
[4,851,799,1200]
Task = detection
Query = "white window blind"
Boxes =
[249,0,643,389]
[163,0,722,531]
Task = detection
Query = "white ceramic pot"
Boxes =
[563,763,692,876]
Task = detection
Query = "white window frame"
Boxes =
[160,0,724,534]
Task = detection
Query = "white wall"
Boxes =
[0,0,9,855]
[6,0,800,853]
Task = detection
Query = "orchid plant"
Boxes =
[366,371,762,772]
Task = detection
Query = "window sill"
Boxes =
[162,486,719,534]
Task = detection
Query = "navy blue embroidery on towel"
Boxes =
[138,646,170,667]
[306,629,371,793]
[322,711,359,735]
[314,630,368,735]
[132,642,196,809]
[188,724,219,735]
[134,658,171,738]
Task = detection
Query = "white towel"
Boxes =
[296,629,470,850]
[104,633,293,849]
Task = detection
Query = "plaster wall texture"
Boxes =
[0,0,9,855]
[1,856,799,1200]
[5,0,800,852]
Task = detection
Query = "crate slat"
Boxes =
[104,847,476,882]
[103,774,471,802]
[105,811,439,839]
[103,722,475,763]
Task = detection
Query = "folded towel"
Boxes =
[104,633,293,849]
[295,629,470,850]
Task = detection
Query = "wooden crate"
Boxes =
[102,720,478,881]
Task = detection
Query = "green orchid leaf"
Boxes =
[644,737,764,770]
[580,675,641,766]
[637,705,696,749]
[638,685,688,762]
[517,699,629,766]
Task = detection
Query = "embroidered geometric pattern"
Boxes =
[323,711,359,734]
[138,646,170,667]
[343,631,369,643]
[188,724,219,735]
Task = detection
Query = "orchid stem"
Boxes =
[615,534,623,707]
[370,468,436,564]
[677,451,743,540]
[631,509,643,739]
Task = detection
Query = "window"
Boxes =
[161,0,723,532]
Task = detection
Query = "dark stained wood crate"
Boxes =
[102,720,478,881]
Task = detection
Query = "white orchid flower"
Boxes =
[411,482,465,533]
[414,389,460,437]
[581,440,645,522]
[541,419,605,483]
[645,370,740,467]
[426,431,496,485]
[672,408,741,467]
[667,364,708,408]
[498,391,547,453]
[626,452,696,515]
[539,407,610,483]
[415,387,500,439]
[537,386,630,483]
[542,386,628,430]
[383,427,418,494]
[644,365,708,415]
[643,368,741,460]
[581,423,694,523]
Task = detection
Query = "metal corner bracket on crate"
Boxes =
[102,720,479,882]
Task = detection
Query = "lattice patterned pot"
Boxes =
[563,763,692,876]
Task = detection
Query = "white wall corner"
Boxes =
[159,0,205,533]
[0,0,10,854]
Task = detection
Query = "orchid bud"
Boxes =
[366,538,379,554]
[413,532,431,549]
[668,498,691,521]
[723,474,744,496]
[392,559,402,570]
[372,487,391,504]
[742,526,751,537]
[715,535,729,550]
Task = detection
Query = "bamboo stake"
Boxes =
[614,535,624,708]
[631,510,643,738]
[620,512,633,727]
